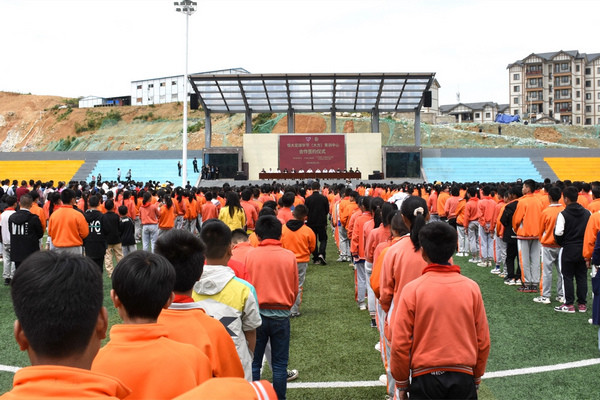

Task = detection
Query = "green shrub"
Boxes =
[252,113,274,133]
[187,120,204,133]
[56,107,72,122]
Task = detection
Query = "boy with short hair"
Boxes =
[5,251,130,399]
[8,194,43,269]
[280,204,316,317]
[92,251,212,398]
[390,222,490,400]
[192,220,262,380]
[245,215,298,400]
[155,228,244,378]
[118,205,136,257]
[102,200,122,277]
[84,195,107,273]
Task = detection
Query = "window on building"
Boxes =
[148,84,154,89]
[171,94,178,100]
[598,105,600,112]
[585,67,591,75]
[485,112,491,118]
[513,85,520,92]
[576,117,581,124]
[586,105,591,112]
[172,81,177,85]
[576,78,580,85]
[136,97,142,103]
[586,80,591,87]
[561,63,569,71]
[513,109,519,115]
[513,73,520,80]
[585,118,591,125]
[160,82,166,87]
[475,113,480,118]
[576,65,580,72]
[577,103,581,111]
[586,93,592,100]
[136,85,142,90]
[514,97,519,104]
[598,80,600,86]
[598,67,600,74]
[576,91,581,98]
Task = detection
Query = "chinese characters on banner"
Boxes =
[279,135,346,171]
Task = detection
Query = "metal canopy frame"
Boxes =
[188,72,435,146]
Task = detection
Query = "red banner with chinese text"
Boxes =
[279,135,345,171]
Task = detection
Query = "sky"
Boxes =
[1,0,599,106]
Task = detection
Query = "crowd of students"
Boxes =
[1,176,599,399]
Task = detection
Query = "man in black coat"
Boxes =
[305,181,330,265]
[8,194,43,269]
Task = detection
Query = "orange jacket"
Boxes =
[248,232,260,247]
[139,202,160,225]
[583,211,600,259]
[477,196,496,231]
[587,199,600,213]
[29,202,47,232]
[379,236,425,314]
[340,200,358,230]
[463,198,480,228]
[444,196,461,219]
[231,241,254,265]
[346,208,361,244]
[512,194,543,238]
[494,201,506,237]
[241,200,258,231]
[173,378,277,400]
[174,198,188,216]
[455,199,467,227]
[578,193,590,208]
[245,239,298,311]
[281,222,316,263]
[185,199,198,220]
[2,365,130,399]
[539,204,564,247]
[390,267,490,389]
[370,237,398,299]
[427,192,438,215]
[277,207,294,225]
[366,225,391,264]
[157,304,244,379]
[92,323,211,400]
[158,205,176,230]
[202,202,218,221]
[350,211,373,259]
[437,191,450,218]
[47,206,89,247]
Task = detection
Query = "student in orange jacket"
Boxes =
[92,251,212,399]
[491,187,507,275]
[463,187,481,263]
[4,251,131,399]
[512,179,544,292]
[281,204,316,317]
[138,192,160,252]
[47,189,89,255]
[241,188,259,233]
[173,378,277,400]
[436,184,450,221]
[477,186,497,268]
[583,211,600,266]
[535,186,565,304]
[155,229,245,379]
[390,222,490,400]
[158,195,176,236]
[276,192,295,225]
[587,186,600,213]
[338,188,357,262]
[245,215,298,400]
[202,192,219,221]
[351,196,374,310]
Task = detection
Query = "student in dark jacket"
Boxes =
[118,205,136,257]
[83,195,107,273]
[500,186,522,285]
[102,199,122,277]
[304,181,330,265]
[8,194,43,269]
[554,186,591,313]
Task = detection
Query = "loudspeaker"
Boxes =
[234,171,248,180]
[423,91,432,108]
[190,93,199,109]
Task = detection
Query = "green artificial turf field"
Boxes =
[1,238,599,399]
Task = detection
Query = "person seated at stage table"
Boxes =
[307,168,313,173]
[349,167,354,173]
[329,168,335,173]
[291,168,296,173]
[283,168,288,173]
[261,168,266,173]
[315,169,321,173]
[276,168,281,173]
[298,168,305,173]
[336,168,341,173]
[355,167,361,173]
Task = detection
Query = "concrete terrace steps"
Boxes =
[422,157,542,182]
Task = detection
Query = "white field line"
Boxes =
[3,358,600,388]
[287,358,600,389]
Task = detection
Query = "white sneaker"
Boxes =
[533,296,550,304]
[490,267,501,274]
[477,261,488,267]
[556,296,565,303]
[589,318,593,325]
[468,258,478,263]
[379,374,387,385]
[359,303,367,310]
[375,342,381,352]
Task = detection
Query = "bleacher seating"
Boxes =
[0,160,84,183]
[86,159,201,185]
[544,157,600,182]
[423,157,542,182]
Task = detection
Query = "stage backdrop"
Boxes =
[279,135,345,171]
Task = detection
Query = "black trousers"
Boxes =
[309,224,328,262]
[560,255,588,305]
[410,371,477,400]
[505,240,521,280]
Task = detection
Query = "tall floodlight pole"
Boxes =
[174,1,196,187]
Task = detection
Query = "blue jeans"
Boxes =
[252,315,290,400]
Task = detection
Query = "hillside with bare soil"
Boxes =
[1,92,599,152]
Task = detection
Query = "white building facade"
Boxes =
[508,50,600,125]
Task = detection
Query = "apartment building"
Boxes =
[439,102,509,123]
[508,50,600,125]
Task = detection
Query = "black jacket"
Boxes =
[500,199,518,243]
[305,192,329,228]
[555,202,590,263]
[119,217,136,247]
[8,209,43,262]
[84,209,107,258]
[103,211,122,245]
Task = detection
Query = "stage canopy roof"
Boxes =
[188,72,436,114]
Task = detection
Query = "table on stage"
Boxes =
[258,172,362,180]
